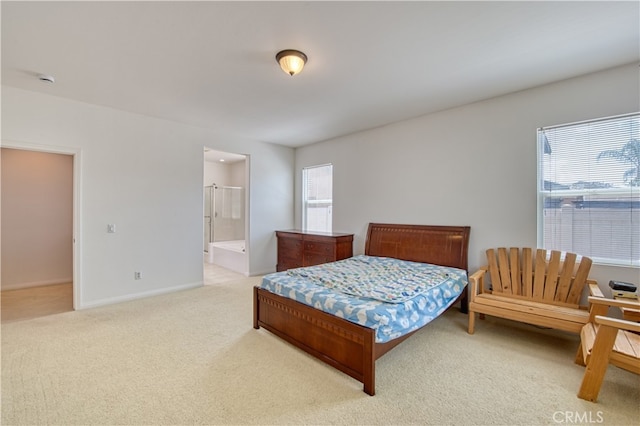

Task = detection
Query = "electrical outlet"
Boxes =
[107,224,116,233]
[134,272,141,280]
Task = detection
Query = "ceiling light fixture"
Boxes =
[275,49,307,76]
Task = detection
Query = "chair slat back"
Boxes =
[532,249,547,300]
[542,250,562,301]
[566,255,592,304]
[522,248,533,297]
[486,249,502,292]
[497,248,511,293]
[509,248,521,296]
[555,251,577,302]
[485,247,592,305]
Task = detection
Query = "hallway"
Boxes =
[1,263,247,323]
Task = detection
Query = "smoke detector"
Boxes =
[38,74,55,83]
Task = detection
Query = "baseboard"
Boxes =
[1,278,73,291]
[249,268,274,277]
[77,281,203,310]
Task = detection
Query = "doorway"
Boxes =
[203,148,249,281]
[1,145,79,319]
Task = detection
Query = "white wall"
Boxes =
[1,148,73,290]
[203,159,231,189]
[1,86,293,308]
[295,64,640,292]
[230,161,245,187]
[203,158,246,189]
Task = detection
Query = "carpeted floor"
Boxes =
[2,276,638,425]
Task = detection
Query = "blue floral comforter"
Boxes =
[259,255,467,343]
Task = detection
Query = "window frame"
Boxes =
[302,163,333,233]
[536,112,640,268]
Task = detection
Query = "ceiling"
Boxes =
[204,148,245,164]
[2,1,639,149]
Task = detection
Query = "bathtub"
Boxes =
[206,240,247,275]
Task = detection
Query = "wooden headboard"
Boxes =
[364,223,470,271]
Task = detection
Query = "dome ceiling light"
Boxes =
[275,49,307,76]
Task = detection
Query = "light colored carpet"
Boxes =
[2,276,638,425]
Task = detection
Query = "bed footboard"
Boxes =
[253,286,377,395]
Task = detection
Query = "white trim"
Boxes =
[249,268,273,276]
[538,111,640,132]
[78,281,203,310]
[536,132,544,249]
[244,154,251,276]
[1,140,83,309]
[302,163,333,232]
[591,257,640,269]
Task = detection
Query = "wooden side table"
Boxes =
[619,299,640,322]
[609,281,639,322]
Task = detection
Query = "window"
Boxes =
[537,113,639,267]
[302,164,333,233]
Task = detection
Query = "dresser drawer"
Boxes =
[276,259,299,272]
[278,238,303,257]
[304,252,336,267]
[303,241,334,255]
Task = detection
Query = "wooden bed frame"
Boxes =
[253,223,470,395]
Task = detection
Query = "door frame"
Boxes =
[202,147,250,275]
[1,140,82,309]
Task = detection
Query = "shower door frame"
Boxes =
[204,185,216,252]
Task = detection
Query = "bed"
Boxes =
[253,223,471,395]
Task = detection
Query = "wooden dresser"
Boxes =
[276,230,354,272]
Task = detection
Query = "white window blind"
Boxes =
[537,112,640,267]
[302,164,333,233]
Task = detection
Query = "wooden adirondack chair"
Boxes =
[575,296,640,402]
[468,248,602,334]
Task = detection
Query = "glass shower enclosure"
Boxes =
[204,184,245,251]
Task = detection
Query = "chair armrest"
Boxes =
[588,281,604,298]
[469,267,487,282]
[469,267,488,297]
[588,296,640,311]
[595,315,640,334]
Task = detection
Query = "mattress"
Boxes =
[259,255,468,343]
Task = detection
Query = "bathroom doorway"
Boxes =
[203,148,248,279]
